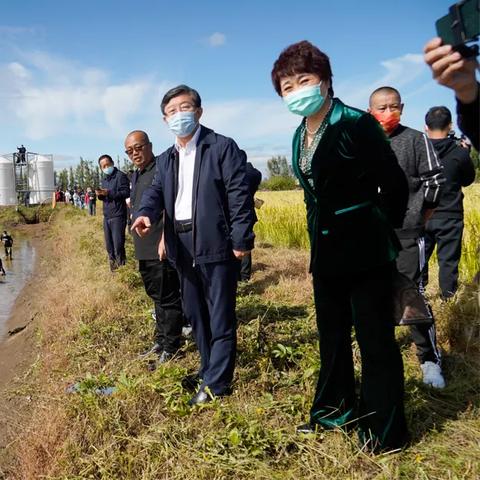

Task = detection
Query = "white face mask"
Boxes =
[167,111,198,138]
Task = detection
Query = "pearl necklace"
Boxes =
[305,99,333,135]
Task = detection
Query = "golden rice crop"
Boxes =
[255,185,480,282]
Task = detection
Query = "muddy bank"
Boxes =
[0,224,50,455]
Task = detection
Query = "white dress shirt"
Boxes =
[174,126,201,221]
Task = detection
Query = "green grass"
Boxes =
[2,191,479,479]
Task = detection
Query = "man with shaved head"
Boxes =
[369,87,446,389]
[125,130,183,366]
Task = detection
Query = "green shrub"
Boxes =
[261,175,297,191]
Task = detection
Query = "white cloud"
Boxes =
[8,61,30,79]
[203,98,298,139]
[102,82,152,131]
[336,53,427,108]
[0,50,158,139]
[0,25,38,38]
[207,32,226,47]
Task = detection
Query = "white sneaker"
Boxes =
[182,326,193,338]
[421,361,446,389]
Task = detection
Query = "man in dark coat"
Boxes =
[125,130,183,365]
[96,155,130,271]
[423,106,476,298]
[132,85,254,406]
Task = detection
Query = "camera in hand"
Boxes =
[436,0,479,58]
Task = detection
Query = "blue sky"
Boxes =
[0,0,473,173]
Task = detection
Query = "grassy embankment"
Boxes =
[2,186,479,479]
[0,204,55,227]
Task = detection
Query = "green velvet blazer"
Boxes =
[292,98,408,276]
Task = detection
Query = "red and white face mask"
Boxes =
[371,110,401,135]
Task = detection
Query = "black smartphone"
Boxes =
[436,0,479,57]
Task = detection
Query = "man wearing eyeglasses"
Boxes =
[126,131,184,366]
[131,85,255,406]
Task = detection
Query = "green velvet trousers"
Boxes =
[311,262,409,451]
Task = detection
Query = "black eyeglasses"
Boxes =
[125,143,148,156]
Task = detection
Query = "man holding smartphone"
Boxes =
[97,155,130,271]
[424,37,479,150]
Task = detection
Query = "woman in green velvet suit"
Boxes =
[271,41,410,452]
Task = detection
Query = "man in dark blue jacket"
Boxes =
[132,85,254,405]
[97,154,130,271]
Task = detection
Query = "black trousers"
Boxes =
[423,217,463,299]
[237,253,252,281]
[397,237,441,365]
[103,216,126,269]
[311,262,408,450]
[139,259,183,353]
[88,202,96,216]
[176,231,238,395]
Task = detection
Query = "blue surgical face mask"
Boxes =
[103,166,114,175]
[167,111,198,138]
[283,82,326,117]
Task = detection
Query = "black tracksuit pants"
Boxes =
[139,259,183,354]
[103,216,126,269]
[311,262,408,450]
[396,237,441,365]
[423,217,463,299]
[176,230,238,395]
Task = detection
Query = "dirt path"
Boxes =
[0,224,49,460]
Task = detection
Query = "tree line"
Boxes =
[55,157,133,191]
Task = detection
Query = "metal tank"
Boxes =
[28,154,54,204]
[0,155,17,205]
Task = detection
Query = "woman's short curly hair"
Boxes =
[271,40,333,97]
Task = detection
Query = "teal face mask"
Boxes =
[103,166,114,175]
[284,83,326,117]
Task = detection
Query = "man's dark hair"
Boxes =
[98,154,114,166]
[271,40,333,97]
[369,86,402,105]
[161,85,202,114]
[425,106,452,131]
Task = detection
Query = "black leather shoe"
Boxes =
[139,343,162,358]
[296,422,320,434]
[181,374,202,392]
[188,390,213,406]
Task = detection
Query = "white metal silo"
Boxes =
[0,156,16,206]
[28,154,54,204]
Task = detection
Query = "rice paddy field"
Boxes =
[255,184,480,281]
[0,185,479,479]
